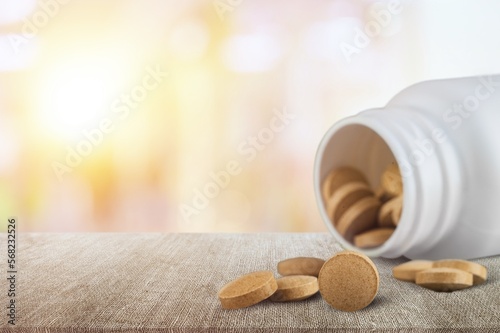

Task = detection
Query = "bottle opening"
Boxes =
[315,121,405,256]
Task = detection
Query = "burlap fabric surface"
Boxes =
[0,233,498,332]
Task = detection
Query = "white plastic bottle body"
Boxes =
[314,75,500,260]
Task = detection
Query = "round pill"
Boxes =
[391,196,403,226]
[354,228,394,249]
[378,200,396,228]
[218,271,278,309]
[318,251,379,312]
[336,196,381,243]
[378,195,402,227]
[277,257,325,277]
[381,164,403,197]
[416,268,473,292]
[321,167,367,201]
[269,275,319,302]
[375,186,392,203]
[432,259,487,285]
[392,260,434,282]
[326,181,373,225]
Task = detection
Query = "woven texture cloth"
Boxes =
[1,233,499,332]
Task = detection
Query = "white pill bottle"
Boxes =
[314,75,500,260]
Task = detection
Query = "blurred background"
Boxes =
[1,0,500,232]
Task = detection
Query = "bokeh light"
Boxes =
[35,57,126,140]
[1,0,500,233]
[221,33,283,72]
[0,35,37,71]
[0,0,36,24]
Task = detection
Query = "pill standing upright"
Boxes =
[318,251,379,312]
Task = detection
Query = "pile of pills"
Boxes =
[218,251,380,312]
[321,164,403,248]
[218,254,488,311]
[393,259,487,292]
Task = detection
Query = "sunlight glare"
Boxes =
[36,58,124,141]
[0,0,36,24]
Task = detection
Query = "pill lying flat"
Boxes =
[218,271,278,309]
[432,259,487,285]
[319,251,379,312]
[354,228,394,249]
[326,181,373,225]
[381,164,403,197]
[321,167,367,202]
[269,275,319,302]
[392,260,434,282]
[416,268,473,292]
[277,257,325,277]
[336,196,381,243]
